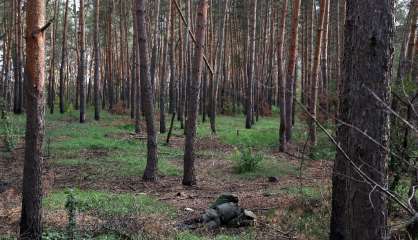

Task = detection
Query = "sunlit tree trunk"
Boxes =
[20,0,46,238]
[284,0,301,141]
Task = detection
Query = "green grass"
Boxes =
[229,148,297,179]
[42,110,181,177]
[44,188,176,218]
[280,186,324,201]
[198,116,280,149]
[0,235,15,240]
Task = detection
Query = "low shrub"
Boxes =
[1,114,19,152]
[233,147,263,173]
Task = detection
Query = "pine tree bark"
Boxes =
[159,0,171,134]
[321,0,330,113]
[48,0,59,114]
[308,0,327,146]
[245,0,257,129]
[210,0,229,134]
[78,0,86,123]
[59,0,69,113]
[107,1,114,110]
[277,0,288,152]
[169,3,177,115]
[183,0,208,186]
[150,0,161,94]
[20,0,46,238]
[135,0,158,181]
[13,0,23,114]
[284,0,301,141]
[330,0,394,239]
[94,0,100,121]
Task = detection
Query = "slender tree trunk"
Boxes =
[277,0,288,152]
[48,0,59,114]
[169,3,177,115]
[321,0,330,114]
[183,0,208,186]
[210,0,229,134]
[107,1,114,110]
[78,0,86,123]
[308,0,327,146]
[150,0,160,94]
[59,0,69,113]
[13,0,23,114]
[284,0,301,141]
[132,0,141,133]
[94,0,100,120]
[135,0,158,181]
[330,0,393,239]
[20,0,46,238]
[159,0,171,134]
[245,0,257,129]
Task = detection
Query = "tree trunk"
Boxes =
[210,0,229,134]
[13,0,23,114]
[135,0,158,182]
[277,0,288,152]
[20,0,46,238]
[59,0,69,113]
[78,0,86,123]
[159,0,171,134]
[150,0,160,94]
[330,0,393,239]
[94,0,100,120]
[284,0,301,141]
[169,3,177,115]
[321,0,330,114]
[107,1,114,110]
[183,0,208,186]
[308,0,327,146]
[48,0,59,114]
[245,0,257,129]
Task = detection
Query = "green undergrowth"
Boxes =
[43,188,176,218]
[229,148,297,179]
[45,110,181,177]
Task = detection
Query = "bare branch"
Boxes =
[365,86,418,133]
[172,0,214,76]
[31,17,54,38]
[294,98,416,216]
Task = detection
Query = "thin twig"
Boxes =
[365,86,418,133]
[294,98,416,216]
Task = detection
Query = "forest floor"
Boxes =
[0,109,336,240]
